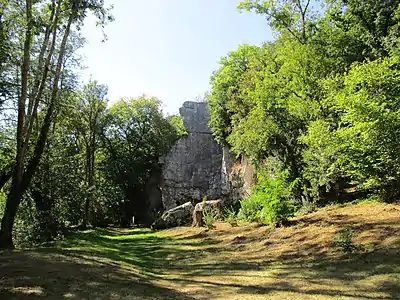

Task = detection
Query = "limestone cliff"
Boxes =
[160,101,255,211]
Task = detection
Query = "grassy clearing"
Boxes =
[1,202,400,299]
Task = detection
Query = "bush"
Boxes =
[296,202,318,216]
[12,199,66,248]
[238,171,297,225]
[223,207,238,227]
[202,206,222,229]
[333,226,359,253]
[237,195,263,223]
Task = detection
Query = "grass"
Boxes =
[1,202,400,299]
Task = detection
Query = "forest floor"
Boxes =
[1,202,400,300]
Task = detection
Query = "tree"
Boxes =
[101,96,181,225]
[238,0,322,44]
[210,0,400,210]
[333,57,400,198]
[0,0,113,249]
[74,80,108,229]
[328,0,400,57]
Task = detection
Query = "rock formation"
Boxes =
[221,147,256,202]
[160,101,256,212]
[192,199,223,227]
[151,202,195,230]
[161,102,223,210]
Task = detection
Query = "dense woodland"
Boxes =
[0,0,186,249]
[209,0,400,224]
[1,0,400,250]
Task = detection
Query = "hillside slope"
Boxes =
[1,202,399,299]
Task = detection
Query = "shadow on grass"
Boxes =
[1,224,400,299]
[0,229,194,300]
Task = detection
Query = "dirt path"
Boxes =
[1,202,400,299]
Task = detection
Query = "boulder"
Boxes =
[151,202,195,230]
[192,199,223,227]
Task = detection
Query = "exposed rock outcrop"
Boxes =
[221,147,256,202]
[161,102,223,210]
[151,202,194,230]
[192,199,223,227]
[180,101,212,134]
[160,101,256,215]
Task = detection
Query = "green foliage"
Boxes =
[202,206,222,230]
[209,0,400,207]
[237,0,322,44]
[208,44,262,145]
[295,201,317,216]
[333,57,400,199]
[222,207,238,227]
[300,119,341,200]
[238,171,297,225]
[13,203,65,248]
[333,226,359,253]
[166,115,187,136]
[237,195,263,223]
[101,96,181,224]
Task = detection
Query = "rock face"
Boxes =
[221,147,256,202]
[192,199,223,227]
[161,102,223,210]
[151,202,195,230]
[160,101,256,213]
[179,101,212,134]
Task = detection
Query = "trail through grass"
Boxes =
[1,202,400,299]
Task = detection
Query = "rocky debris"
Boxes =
[192,199,223,227]
[151,202,195,230]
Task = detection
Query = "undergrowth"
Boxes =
[238,171,298,225]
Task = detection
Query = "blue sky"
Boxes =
[79,0,273,115]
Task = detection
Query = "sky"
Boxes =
[79,0,273,115]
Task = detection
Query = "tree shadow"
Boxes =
[1,222,400,299]
[0,230,194,300]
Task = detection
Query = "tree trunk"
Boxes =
[0,181,23,249]
[0,164,14,190]
[0,0,33,250]
[82,145,91,230]
[0,8,74,250]
[192,210,204,227]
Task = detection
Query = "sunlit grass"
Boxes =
[1,202,400,299]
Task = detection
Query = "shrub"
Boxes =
[296,202,317,216]
[333,226,358,253]
[238,171,297,225]
[202,206,222,229]
[12,199,66,248]
[223,207,238,227]
[237,195,263,223]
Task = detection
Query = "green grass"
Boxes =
[1,202,400,299]
[0,228,193,300]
